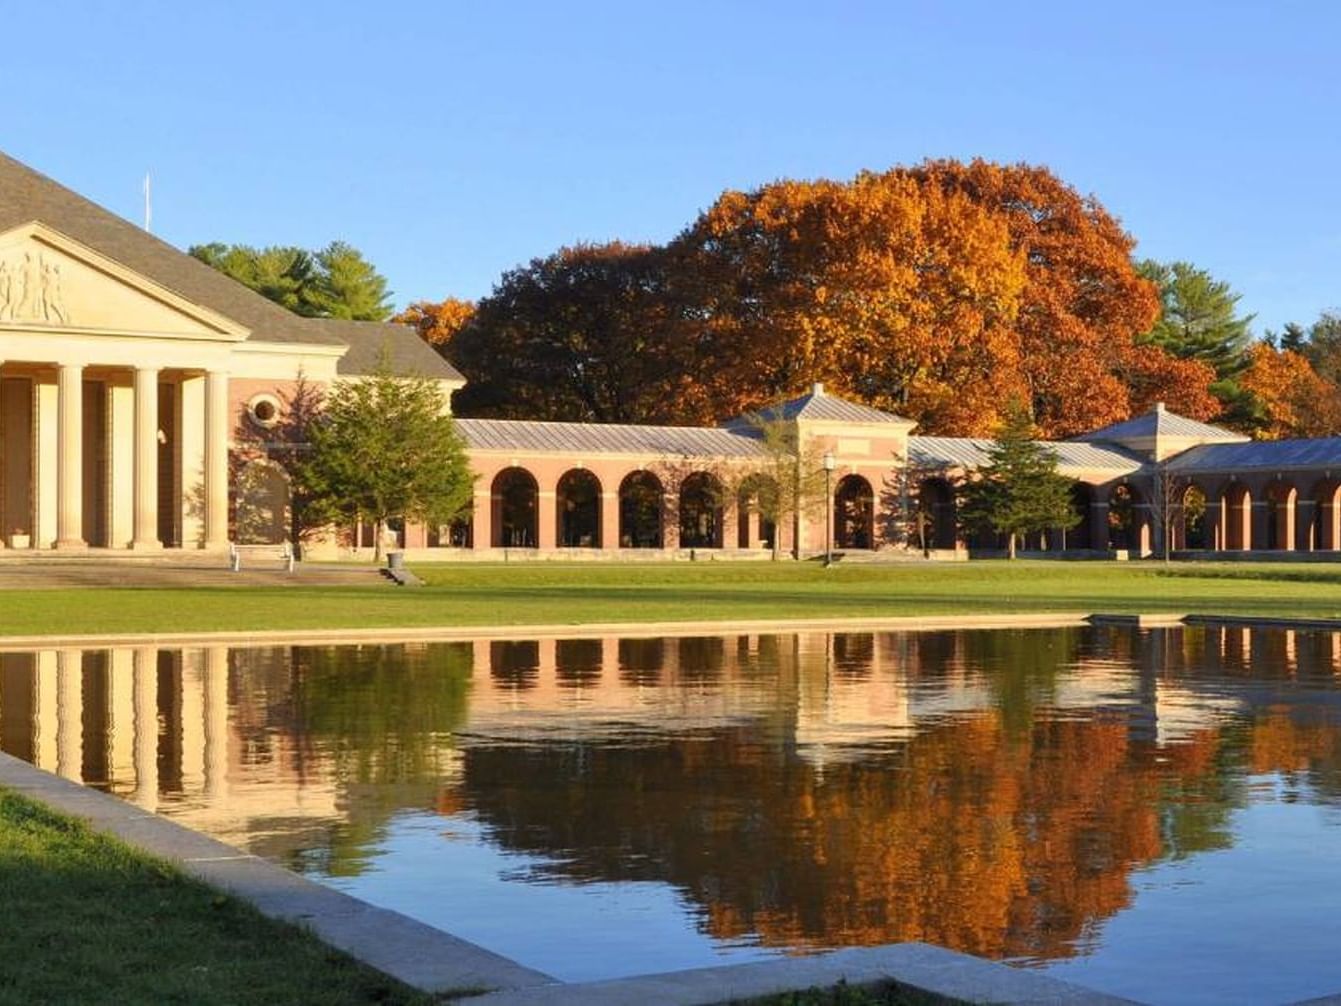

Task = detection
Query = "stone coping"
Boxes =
[0,750,1139,1004]
[0,751,554,996]
[0,612,1096,650]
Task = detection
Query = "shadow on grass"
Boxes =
[0,790,431,1005]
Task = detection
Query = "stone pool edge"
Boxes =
[0,748,1142,1006]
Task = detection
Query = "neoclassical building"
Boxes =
[3,150,1340,561]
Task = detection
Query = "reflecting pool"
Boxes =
[4,625,1341,1003]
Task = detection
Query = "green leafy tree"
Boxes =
[1137,260,1254,380]
[189,240,392,320]
[958,404,1078,559]
[300,355,475,560]
[1301,312,1341,385]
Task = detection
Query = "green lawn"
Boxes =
[3,560,1341,637]
[0,789,435,1005]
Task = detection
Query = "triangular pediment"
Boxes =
[0,223,249,341]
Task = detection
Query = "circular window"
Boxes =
[248,394,281,429]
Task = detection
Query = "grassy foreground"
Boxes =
[4,560,1341,637]
[0,789,433,1005]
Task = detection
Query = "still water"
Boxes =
[3,625,1341,1004]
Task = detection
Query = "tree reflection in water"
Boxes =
[4,625,1341,970]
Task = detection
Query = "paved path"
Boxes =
[0,560,383,590]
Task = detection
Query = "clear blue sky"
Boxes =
[2,1,1336,333]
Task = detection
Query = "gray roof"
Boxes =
[0,152,343,346]
[0,152,460,382]
[733,383,910,426]
[1076,405,1244,444]
[910,436,1145,475]
[456,418,764,457]
[325,319,463,381]
[1166,438,1341,474]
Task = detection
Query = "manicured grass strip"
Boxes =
[742,981,947,1005]
[0,788,434,1006]
[3,561,1341,637]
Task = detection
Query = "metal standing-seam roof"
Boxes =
[1075,407,1244,444]
[731,383,911,426]
[1165,438,1341,473]
[456,418,765,457]
[909,436,1146,475]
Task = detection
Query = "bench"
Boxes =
[229,542,295,573]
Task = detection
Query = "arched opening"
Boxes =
[1108,484,1147,553]
[835,474,875,550]
[1223,482,1252,551]
[619,470,664,548]
[1313,480,1341,551]
[1181,485,1208,550]
[235,461,291,545]
[1067,484,1093,550]
[1265,481,1298,551]
[679,472,724,549]
[916,477,957,550]
[557,469,602,548]
[737,474,778,550]
[492,467,538,547]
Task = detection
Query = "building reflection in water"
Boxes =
[4,625,1341,966]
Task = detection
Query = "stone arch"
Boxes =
[835,474,875,550]
[556,468,602,548]
[1312,479,1341,551]
[736,473,778,550]
[1222,482,1249,552]
[234,460,291,545]
[492,467,538,547]
[1265,479,1299,551]
[916,477,957,550]
[1222,481,1252,551]
[1068,483,1094,550]
[1108,483,1149,554]
[679,472,724,549]
[619,470,664,548]
[1180,484,1209,550]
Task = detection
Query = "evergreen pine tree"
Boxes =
[958,403,1079,559]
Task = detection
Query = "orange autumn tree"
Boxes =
[675,171,1028,434]
[442,159,1217,434]
[904,160,1214,436]
[394,297,476,350]
[1239,341,1341,439]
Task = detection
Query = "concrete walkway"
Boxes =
[0,559,382,589]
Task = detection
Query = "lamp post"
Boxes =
[823,452,836,567]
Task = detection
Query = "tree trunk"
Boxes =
[1008,532,1017,560]
[373,518,385,564]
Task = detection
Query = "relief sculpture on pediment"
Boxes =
[0,251,70,324]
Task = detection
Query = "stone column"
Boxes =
[601,489,621,550]
[537,490,557,550]
[55,364,86,549]
[203,647,230,801]
[55,649,83,781]
[1250,500,1270,553]
[472,487,492,551]
[131,367,161,550]
[131,647,159,812]
[33,651,58,772]
[1298,499,1318,551]
[204,371,230,550]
